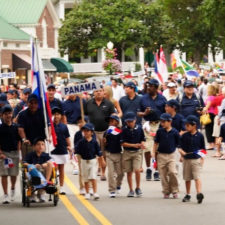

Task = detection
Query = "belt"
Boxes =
[124,149,140,153]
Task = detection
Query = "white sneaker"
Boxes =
[79,188,85,195]
[39,194,46,203]
[30,194,37,203]
[10,189,15,201]
[109,192,116,198]
[60,187,66,195]
[72,169,79,175]
[85,193,90,200]
[3,194,10,204]
[93,193,100,200]
[89,187,94,196]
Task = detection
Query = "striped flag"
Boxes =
[181,59,199,77]
[171,53,177,70]
[31,39,57,147]
[193,149,207,158]
[107,126,121,135]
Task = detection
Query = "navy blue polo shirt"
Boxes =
[63,97,83,124]
[177,94,204,118]
[220,123,225,142]
[0,123,21,152]
[104,129,122,154]
[119,95,142,125]
[76,137,102,160]
[74,130,96,150]
[51,123,70,155]
[154,128,180,154]
[50,98,64,115]
[17,108,50,144]
[140,93,167,121]
[24,151,51,165]
[120,125,145,151]
[13,100,27,118]
[180,131,205,159]
[172,113,185,132]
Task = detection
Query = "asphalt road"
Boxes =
[1,150,225,225]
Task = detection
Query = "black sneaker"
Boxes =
[146,168,152,181]
[135,188,142,197]
[196,193,204,204]
[154,171,160,181]
[127,190,135,197]
[182,194,191,202]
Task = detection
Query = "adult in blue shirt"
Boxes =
[176,80,204,118]
[119,81,142,126]
[138,79,167,122]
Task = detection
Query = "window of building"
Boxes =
[3,42,7,47]
[16,43,20,48]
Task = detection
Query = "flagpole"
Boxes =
[34,38,50,153]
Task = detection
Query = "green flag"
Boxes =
[181,59,194,71]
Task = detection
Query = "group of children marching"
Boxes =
[0,100,208,204]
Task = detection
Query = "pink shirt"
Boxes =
[205,96,217,114]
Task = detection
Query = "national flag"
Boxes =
[4,158,14,168]
[107,126,122,135]
[31,39,57,147]
[193,149,207,158]
[154,53,163,84]
[181,59,199,77]
[158,46,168,82]
[151,158,157,169]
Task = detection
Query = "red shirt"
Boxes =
[211,95,224,115]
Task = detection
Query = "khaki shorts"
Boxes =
[0,151,19,176]
[81,158,98,182]
[123,150,142,173]
[143,122,159,154]
[212,116,220,138]
[183,158,202,181]
[95,131,105,153]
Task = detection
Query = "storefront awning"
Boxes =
[50,58,74,73]
[13,53,31,70]
[42,59,56,72]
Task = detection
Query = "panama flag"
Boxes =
[151,158,157,170]
[107,126,121,135]
[193,149,207,158]
[154,53,163,84]
[4,158,14,168]
[31,38,57,147]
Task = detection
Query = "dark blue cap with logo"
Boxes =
[124,111,137,122]
[148,78,159,87]
[23,88,31,94]
[52,106,62,115]
[160,113,172,121]
[183,80,194,87]
[81,123,95,131]
[8,89,15,94]
[109,114,120,122]
[166,99,180,109]
[184,115,199,125]
[28,93,38,102]
[125,81,136,89]
[1,104,13,114]
[47,84,56,90]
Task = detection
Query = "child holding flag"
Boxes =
[50,107,72,195]
[153,113,180,199]
[0,105,21,204]
[104,115,124,198]
[179,115,206,204]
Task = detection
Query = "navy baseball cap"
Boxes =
[1,104,13,114]
[160,113,172,121]
[125,81,136,89]
[109,114,120,122]
[0,93,8,105]
[28,94,38,102]
[124,112,137,122]
[47,84,56,90]
[33,137,46,145]
[148,79,159,87]
[166,99,180,109]
[52,107,62,115]
[23,88,31,94]
[8,89,15,94]
[81,123,95,131]
[184,115,199,125]
[183,80,194,87]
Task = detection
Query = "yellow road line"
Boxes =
[65,175,112,225]
[60,195,89,225]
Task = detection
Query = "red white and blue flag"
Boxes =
[151,158,157,170]
[31,39,57,147]
[193,149,207,158]
[4,158,14,168]
[107,126,122,135]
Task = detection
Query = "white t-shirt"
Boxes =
[112,85,125,101]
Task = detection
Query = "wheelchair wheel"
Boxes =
[53,194,59,206]
[26,196,30,207]
[21,169,27,206]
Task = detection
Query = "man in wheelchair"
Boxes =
[23,137,54,202]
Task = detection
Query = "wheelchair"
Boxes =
[20,164,59,207]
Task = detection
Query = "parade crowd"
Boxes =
[1,71,225,205]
